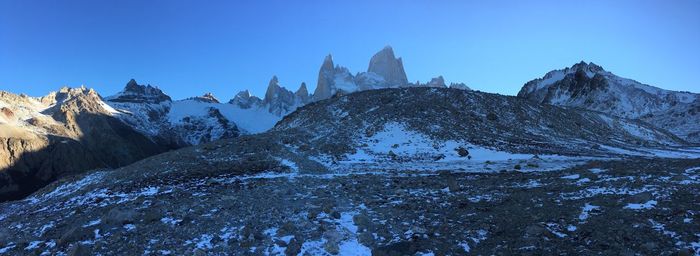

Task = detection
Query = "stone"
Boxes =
[103,207,137,226]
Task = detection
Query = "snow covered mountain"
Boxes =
[106,80,242,146]
[0,87,166,201]
[518,62,700,142]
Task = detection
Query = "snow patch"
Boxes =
[624,200,657,210]
[579,203,600,222]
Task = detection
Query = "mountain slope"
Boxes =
[518,62,700,142]
[0,87,167,201]
[275,87,688,163]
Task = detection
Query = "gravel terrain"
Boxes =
[1,157,699,255]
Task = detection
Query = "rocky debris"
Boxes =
[1,157,699,255]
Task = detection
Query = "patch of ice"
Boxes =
[579,203,600,222]
[263,227,279,237]
[83,219,101,227]
[648,219,678,239]
[24,241,42,250]
[545,223,567,238]
[160,217,182,225]
[278,159,299,172]
[624,200,657,210]
[458,242,471,252]
[193,234,214,250]
[0,244,16,254]
[339,212,359,234]
[589,168,606,174]
[298,238,328,255]
[124,224,136,231]
[576,178,591,184]
[561,174,580,180]
[139,187,159,196]
[338,238,371,256]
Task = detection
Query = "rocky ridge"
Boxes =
[0,87,167,201]
[518,61,700,142]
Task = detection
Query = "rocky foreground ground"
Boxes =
[0,157,699,255]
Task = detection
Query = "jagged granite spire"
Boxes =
[313,54,336,101]
[263,76,282,104]
[295,82,310,104]
[367,46,408,87]
[263,76,298,115]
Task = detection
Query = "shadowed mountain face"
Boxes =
[0,87,167,202]
[518,62,700,142]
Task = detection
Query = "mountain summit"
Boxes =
[518,61,700,142]
[367,45,409,86]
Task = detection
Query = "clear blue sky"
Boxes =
[1,0,698,100]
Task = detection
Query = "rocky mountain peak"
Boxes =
[53,86,102,106]
[367,45,408,86]
[107,79,172,104]
[189,93,220,104]
[296,82,310,103]
[570,61,604,74]
[264,76,282,104]
[125,78,139,91]
[229,90,262,109]
[236,90,252,99]
[321,54,334,71]
[449,82,471,91]
[426,76,446,88]
[262,76,298,115]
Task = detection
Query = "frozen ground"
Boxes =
[1,157,699,255]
